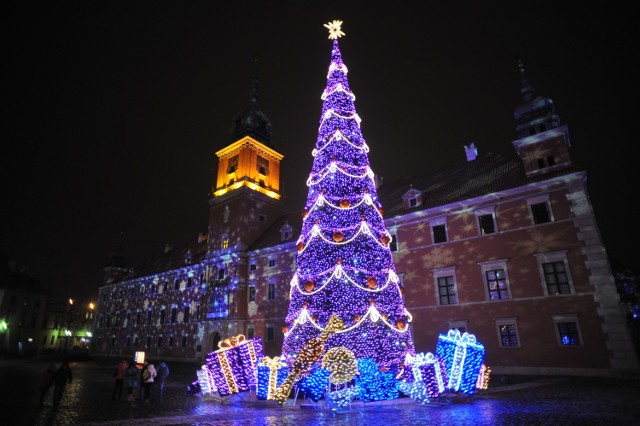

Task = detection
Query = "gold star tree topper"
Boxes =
[324,20,345,39]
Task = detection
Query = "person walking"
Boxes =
[141,361,157,403]
[112,359,128,401]
[124,361,139,403]
[155,359,169,401]
[38,364,56,407]
[52,362,72,410]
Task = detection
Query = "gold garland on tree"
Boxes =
[273,315,344,405]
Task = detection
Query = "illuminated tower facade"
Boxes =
[206,73,286,325]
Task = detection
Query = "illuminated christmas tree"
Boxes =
[282,21,415,369]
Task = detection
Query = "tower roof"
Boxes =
[513,58,560,139]
[230,60,273,146]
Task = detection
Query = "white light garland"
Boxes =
[321,83,356,101]
[312,130,369,157]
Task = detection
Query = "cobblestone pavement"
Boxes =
[1,357,639,425]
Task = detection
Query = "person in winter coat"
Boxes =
[124,361,140,403]
[112,359,128,401]
[38,364,56,406]
[155,359,169,401]
[141,361,157,403]
[52,362,72,410]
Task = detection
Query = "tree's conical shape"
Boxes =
[281,39,415,368]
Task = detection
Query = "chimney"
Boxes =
[464,143,478,161]
[197,232,208,243]
[164,243,173,253]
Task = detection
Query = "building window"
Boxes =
[267,283,276,300]
[197,345,202,352]
[250,263,257,271]
[222,237,229,249]
[486,268,509,300]
[478,213,496,235]
[211,287,229,318]
[134,336,139,346]
[218,268,225,280]
[112,337,116,347]
[125,312,131,327]
[266,324,275,342]
[479,259,511,301]
[249,286,256,302]
[183,306,190,323]
[553,315,582,346]
[157,336,162,347]
[187,277,193,288]
[268,259,276,268]
[537,158,546,169]
[174,279,180,290]
[389,232,398,252]
[146,337,151,347]
[136,312,141,326]
[171,307,177,324]
[448,320,468,334]
[409,197,418,207]
[437,276,458,305]
[169,336,174,347]
[496,318,520,347]
[535,251,574,296]
[160,308,165,325]
[433,267,458,305]
[182,335,187,347]
[227,155,239,174]
[257,155,269,175]
[432,223,447,244]
[195,304,200,321]
[527,195,553,225]
[126,336,131,347]
[247,326,254,340]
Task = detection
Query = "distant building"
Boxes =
[0,254,48,355]
[91,64,638,375]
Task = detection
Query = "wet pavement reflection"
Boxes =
[1,357,638,425]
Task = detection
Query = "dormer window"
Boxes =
[401,187,423,210]
[280,221,293,241]
[221,235,229,249]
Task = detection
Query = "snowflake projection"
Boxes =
[248,301,258,316]
[421,246,456,269]
[324,20,346,39]
[506,229,567,255]
[415,223,428,233]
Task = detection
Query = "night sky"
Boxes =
[3,2,638,301]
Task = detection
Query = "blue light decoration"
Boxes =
[325,387,358,411]
[257,357,290,400]
[281,22,415,373]
[354,358,399,402]
[435,329,485,395]
[297,364,331,402]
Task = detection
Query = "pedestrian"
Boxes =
[52,361,72,410]
[38,364,56,406]
[155,359,169,401]
[112,359,128,401]
[141,361,157,403]
[124,361,139,403]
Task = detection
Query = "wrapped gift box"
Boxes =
[256,356,290,400]
[436,329,485,394]
[401,352,446,398]
[205,335,263,396]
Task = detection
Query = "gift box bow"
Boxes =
[218,334,246,349]
[446,329,477,345]
[405,352,437,367]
